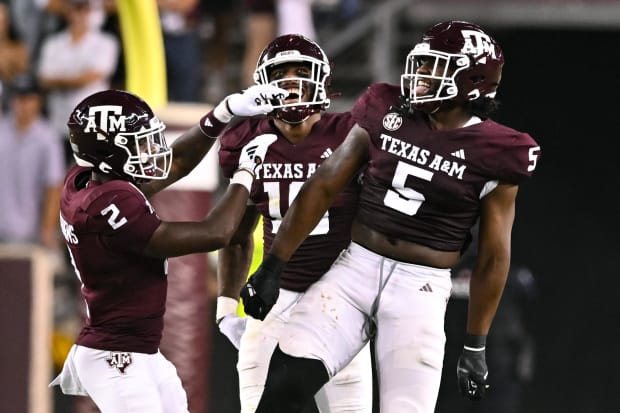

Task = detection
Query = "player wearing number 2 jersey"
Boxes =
[49,84,288,412]
[242,21,542,413]
[216,34,373,413]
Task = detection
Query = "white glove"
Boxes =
[215,296,248,350]
[218,314,248,350]
[226,84,289,117]
[237,133,278,174]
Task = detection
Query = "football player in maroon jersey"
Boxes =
[216,34,373,413]
[49,85,287,413]
[242,21,542,413]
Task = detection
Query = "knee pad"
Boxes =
[256,345,329,413]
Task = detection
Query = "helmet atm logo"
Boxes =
[460,30,497,62]
[80,105,147,140]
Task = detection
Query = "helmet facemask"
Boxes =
[254,43,331,124]
[401,43,470,106]
[116,116,172,181]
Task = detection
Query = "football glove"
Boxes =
[237,133,277,175]
[457,334,490,401]
[218,314,248,350]
[226,84,288,117]
[215,296,247,350]
[240,254,285,320]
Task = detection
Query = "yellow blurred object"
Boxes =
[116,0,167,109]
[51,330,74,373]
[237,217,264,316]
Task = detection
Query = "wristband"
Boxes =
[214,98,234,123]
[199,108,228,138]
[216,296,239,323]
[262,253,286,274]
[463,334,487,351]
[230,169,254,192]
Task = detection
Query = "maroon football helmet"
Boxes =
[254,34,331,124]
[401,21,504,112]
[68,90,172,182]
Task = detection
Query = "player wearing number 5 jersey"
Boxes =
[216,34,373,413]
[243,21,542,413]
[50,85,286,413]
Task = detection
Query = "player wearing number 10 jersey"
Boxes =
[242,21,542,413]
[216,34,373,413]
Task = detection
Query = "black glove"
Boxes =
[457,334,490,401]
[240,254,285,320]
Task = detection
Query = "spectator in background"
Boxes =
[158,0,202,102]
[277,0,315,40]
[8,0,62,76]
[37,0,119,165]
[201,0,240,102]
[0,74,64,249]
[240,0,316,86]
[0,2,29,111]
[240,0,276,87]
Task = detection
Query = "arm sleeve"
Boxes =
[498,133,541,183]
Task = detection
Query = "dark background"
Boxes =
[493,28,620,412]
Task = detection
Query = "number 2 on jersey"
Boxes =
[101,204,128,229]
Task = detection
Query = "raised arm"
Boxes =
[140,123,218,198]
[142,83,288,198]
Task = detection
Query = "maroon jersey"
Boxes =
[219,113,359,291]
[352,83,541,251]
[60,165,165,353]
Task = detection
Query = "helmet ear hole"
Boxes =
[467,89,481,100]
[456,57,468,67]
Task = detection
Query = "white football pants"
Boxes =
[280,242,452,413]
[238,288,373,413]
[64,345,188,413]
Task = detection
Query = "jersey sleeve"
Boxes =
[351,83,400,135]
[218,133,243,179]
[218,118,273,178]
[89,190,161,253]
[497,132,541,183]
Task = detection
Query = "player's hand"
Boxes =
[237,133,277,174]
[226,84,288,117]
[457,343,490,401]
[218,314,248,350]
[215,296,246,349]
[240,254,285,320]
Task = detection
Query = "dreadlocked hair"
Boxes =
[470,97,500,119]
